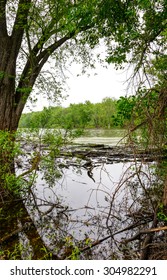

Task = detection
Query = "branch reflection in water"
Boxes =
[25,152,157,259]
[1,129,163,260]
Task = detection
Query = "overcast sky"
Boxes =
[24,61,129,113]
[63,64,128,105]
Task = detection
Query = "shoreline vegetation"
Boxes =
[19,97,133,130]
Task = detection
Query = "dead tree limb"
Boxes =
[122,226,167,244]
[80,219,152,254]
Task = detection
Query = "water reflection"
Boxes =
[1,129,162,259]
[35,162,126,238]
[25,154,157,259]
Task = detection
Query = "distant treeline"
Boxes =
[19,96,136,129]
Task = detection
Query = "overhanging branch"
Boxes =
[14,30,76,117]
[37,31,76,67]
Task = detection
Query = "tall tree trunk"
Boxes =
[0,54,53,258]
[0,96,54,259]
[0,34,20,131]
[0,0,74,259]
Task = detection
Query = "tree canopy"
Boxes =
[19,97,118,129]
[1,0,166,131]
[0,0,98,130]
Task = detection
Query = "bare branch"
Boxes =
[81,219,151,254]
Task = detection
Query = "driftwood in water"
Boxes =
[59,144,167,163]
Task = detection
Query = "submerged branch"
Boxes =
[123,226,167,244]
[80,218,153,254]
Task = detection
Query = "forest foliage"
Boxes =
[19,96,137,129]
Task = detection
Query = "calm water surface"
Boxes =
[73,128,126,145]
[29,130,142,245]
[15,129,156,258]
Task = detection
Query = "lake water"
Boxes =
[73,128,126,145]
[35,162,129,237]
[21,128,155,259]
